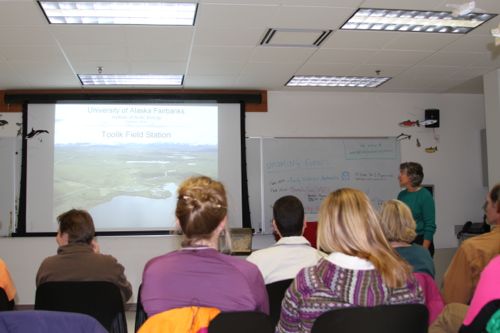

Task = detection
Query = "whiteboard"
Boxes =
[246,137,401,233]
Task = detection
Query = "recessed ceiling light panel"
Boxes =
[286,76,391,88]
[340,8,496,33]
[78,74,184,86]
[38,1,197,25]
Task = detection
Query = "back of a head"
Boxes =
[176,176,228,246]
[380,200,417,243]
[400,162,424,187]
[317,188,411,288]
[490,183,500,210]
[273,195,304,237]
[57,209,95,244]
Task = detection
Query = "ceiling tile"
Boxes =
[282,0,363,6]
[129,62,187,74]
[296,62,359,75]
[444,77,483,94]
[196,4,279,28]
[188,61,244,75]
[383,33,460,51]
[0,27,56,45]
[308,48,378,63]
[63,45,129,62]
[273,6,355,30]
[443,34,497,53]
[194,28,263,46]
[71,61,130,74]
[127,44,191,62]
[183,75,236,88]
[251,46,316,63]
[8,61,78,88]
[125,26,194,45]
[189,46,255,63]
[0,62,27,89]
[467,51,500,67]
[0,46,67,62]
[50,26,127,46]
[368,50,434,66]
[0,2,47,26]
[361,0,449,11]
[240,62,303,76]
[401,65,460,79]
[321,30,398,49]
[352,64,407,77]
[419,52,480,67]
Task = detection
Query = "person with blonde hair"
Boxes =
[141,176,268,317]
[380,199,435,278]
[276,188,424,333]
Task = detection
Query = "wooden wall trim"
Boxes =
[0,89,267,112]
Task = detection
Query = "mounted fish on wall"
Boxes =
[0,113,22,138]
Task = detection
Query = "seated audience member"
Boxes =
[0,258,16,303]
[247,195,324,284]
[36,209,132,302]
[380,199,435,277]
[141,176,268,317]
[430,254,500,333]
[276,188,424,333]
[442,183,500,304]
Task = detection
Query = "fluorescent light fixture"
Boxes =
[78,74,184,86]
[341,8,496,33]
[286,75,391,88]
[38,1,197,25]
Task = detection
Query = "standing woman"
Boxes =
[276,188,424,333]
[141,176,268,317]
[398,162,436,256]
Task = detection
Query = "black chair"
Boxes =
[34,281,127,333]
[311,304,429,333]
[0,310,108,333]
[460,299,500,333]
[134,284,148,332]
[0,288,14,311]
[265,279,293,327]
[208,311,274,333]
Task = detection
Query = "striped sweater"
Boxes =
[275,258,424,333]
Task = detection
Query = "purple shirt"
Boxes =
[141,248,269,316]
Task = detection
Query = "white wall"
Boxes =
[0,90,488,305]
[484,70,500,187]
[247,91,488,249]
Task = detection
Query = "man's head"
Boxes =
[272,195,305,237]
[486,184,500,225]
[56,209,95,246]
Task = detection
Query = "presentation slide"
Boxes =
[24,103,243,233]
[54,104,217,230]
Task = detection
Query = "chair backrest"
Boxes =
[0,310,108,333]
[460,300,500,333]
[0,288,14,311]
[311,304,429,333]
[265,279,293,327]
[34,281,127,333]
[208,311,274,333]
[135,283,148,332]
